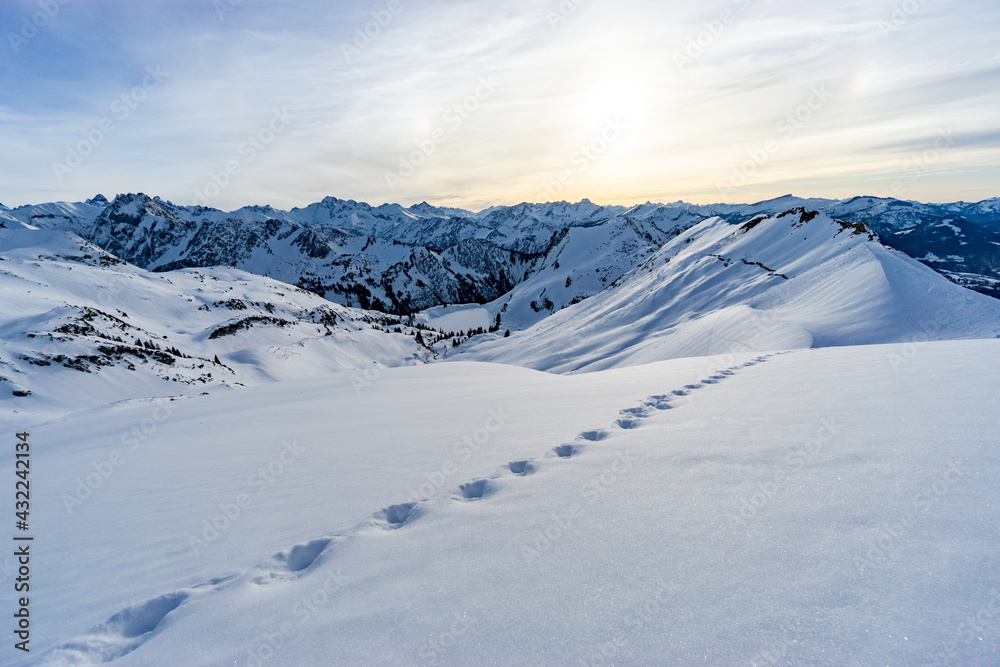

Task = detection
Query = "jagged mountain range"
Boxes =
[2,193,998,330]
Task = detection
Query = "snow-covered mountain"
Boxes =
[0,227,429,414]
[669,195,1000,298]
[484,206,699,329]
[6,193,999,324]
[457,209,1000,372]
[941,196,1000,230]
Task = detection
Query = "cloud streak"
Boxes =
[0,0,997,210]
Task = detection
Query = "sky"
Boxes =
[1,0,998,212]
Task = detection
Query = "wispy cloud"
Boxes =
[1,0,997,209]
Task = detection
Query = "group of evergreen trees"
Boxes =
[134,338,188,358]
[358,310,514,350]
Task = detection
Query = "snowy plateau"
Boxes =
[1,194,1000,666]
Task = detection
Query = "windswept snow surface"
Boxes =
[4,341,1000,665]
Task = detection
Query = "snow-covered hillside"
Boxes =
[484,208,690,330]
[458,209,1000,372]
[8,341,1000,665]
[674,195,1000,298]
[0,228,427,414]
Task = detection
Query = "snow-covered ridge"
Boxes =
[457,209,1000,372]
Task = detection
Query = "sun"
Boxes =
[576,70,650,132]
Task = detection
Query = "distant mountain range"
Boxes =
[2,194,998,328]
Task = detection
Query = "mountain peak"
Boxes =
[102,192,177,222]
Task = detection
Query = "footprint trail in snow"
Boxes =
[32,354,780,665]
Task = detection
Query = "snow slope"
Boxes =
[6,341,999,665]
[669,195,1000,298]
[0,228,427,416]
[486,210,683,330]
[457,210,1000,372]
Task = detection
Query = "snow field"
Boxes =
[7,340,998,665]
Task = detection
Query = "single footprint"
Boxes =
[193,575,237,589]
[506,460,533,476]
[577,429,609,441]
[457,479,491,500]
[552,444,578,458]
[253,537,334,585]
[277,538,332,573]
[112,592,190,639]
[38,590,194,665]
[615,417,642,429]
[379,502,419,528]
